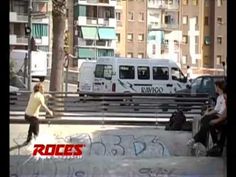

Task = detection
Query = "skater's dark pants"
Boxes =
[193,113,218,147]
[25,114,39,142]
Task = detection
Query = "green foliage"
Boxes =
[52,0,67,17]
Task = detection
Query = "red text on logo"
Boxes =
[33,144,86,156]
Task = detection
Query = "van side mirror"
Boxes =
[183,77,187,83]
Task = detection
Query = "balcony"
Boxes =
[10,35,28,45]
[10,12,49,24]
[148,3,179,10]
[10,34,48,46]
[77,38,115,49]
[76,0,116,6]
[77,16,116,27]
[10,12,28,23]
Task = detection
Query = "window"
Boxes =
[138,66,150,80]
[119,66,135,79]
[204,36,210,45]
[217,17,223,24]
[193,16,198,25]
[138,53,144,58]
[127,52,133,58]
[217,0,223,7]
[127,33,133,42]
[94,65,113,79]
[183,16,188,25]
[165,15,173,24]
[171,68,186,83]
[165,0,173,5]
[191,77,202,90]
[153,67,169,80]
[128,12,134,21]
[13,1,28,14]
[192,0,198,6]
[204,16,208,26]
[139,12,144,21]
[183,35,188,44]
[202,78,212,90]
[217,36,222,44]
[182,55,187,64]
[116,12,121,21]
[217,55,222,65]
[116,33,120,43]
[203,55,210,66]
[183,0,188,5]
[138,34,144,41]
[152,44,156,55]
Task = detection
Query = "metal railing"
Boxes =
[10,92,210,125]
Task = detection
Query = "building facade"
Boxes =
[73,0,117,66]
[181,0,227,75]
[115,0,147,58]
[9,0,51,53]
[147,0,181,66]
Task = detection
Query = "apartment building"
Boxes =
[181,0,227,74]
[115,0,147,58]
[147,0,181,66]
[9,0,51,53]
[73,0,117,66]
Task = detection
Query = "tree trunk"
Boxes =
[50,5,66,92]
[49,0,67,118]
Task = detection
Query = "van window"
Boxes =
[153,67,169,80]
[95,64,112,79]
[119,65,135,79]
[171,67,186,83]
[138,66,150,80]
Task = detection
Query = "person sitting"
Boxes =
[206,85,227,156]
[187,81,226,152]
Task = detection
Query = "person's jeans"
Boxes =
[193,113,218,147]
[25,114,39,142]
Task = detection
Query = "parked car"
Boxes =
[176,75,226,107]
[10,75,28,105]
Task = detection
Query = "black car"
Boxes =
[176,75,226,106]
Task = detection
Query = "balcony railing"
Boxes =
[16,36,28,44]
[86,17,109,26]
[77,38,113,48]
[148,3,179,10]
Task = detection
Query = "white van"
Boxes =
[10,49,47,81]
[93,57,190,94]
[77,60,96,93]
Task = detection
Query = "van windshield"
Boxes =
[94,64,113,79]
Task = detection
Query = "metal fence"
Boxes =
[10,91,210,124]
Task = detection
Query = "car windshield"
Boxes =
[191,77,202,90]
[10,75,27,89]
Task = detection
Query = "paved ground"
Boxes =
[10,123,226,177]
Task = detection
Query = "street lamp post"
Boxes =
[27,0,33,91]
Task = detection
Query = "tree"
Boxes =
[49,0,67,92]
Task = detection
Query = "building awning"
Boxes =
[98,27,116,40]
[81,27,98,40]
[77,48,96,58]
